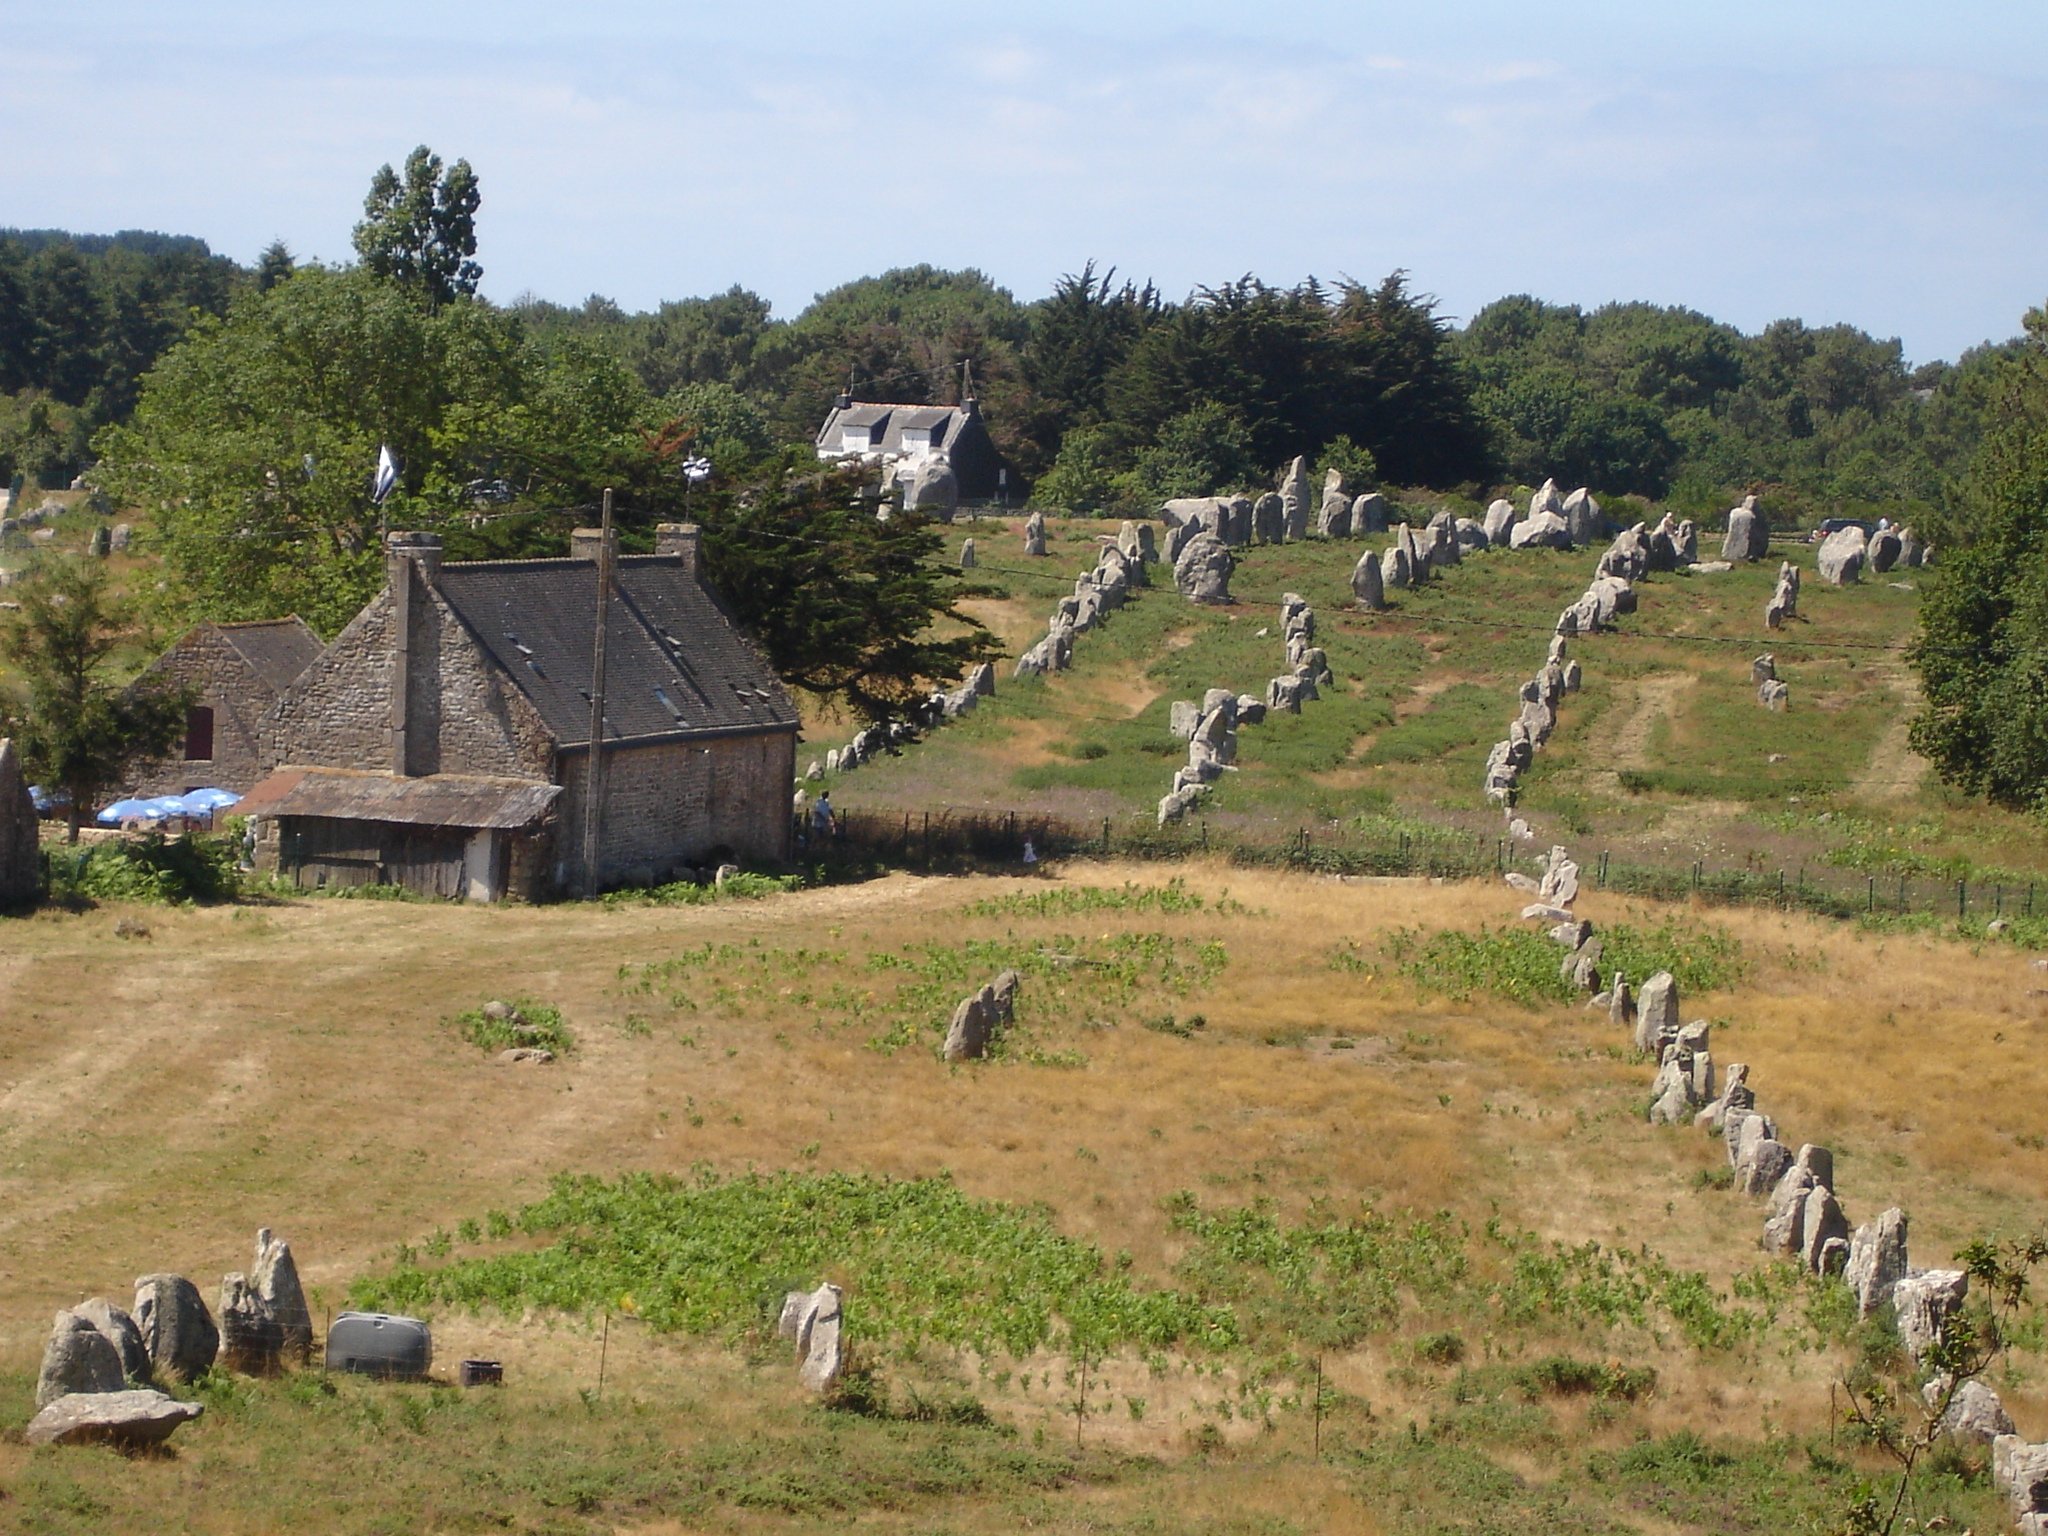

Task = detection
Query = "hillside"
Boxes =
[1,863,2041,1533]
[815,505,2048,912]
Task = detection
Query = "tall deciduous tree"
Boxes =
[1909,302,2048,805]
[352,146,482,308]
[0,557,187,842]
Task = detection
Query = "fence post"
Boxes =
[922,811,931,868]
[2030,884,2037,919]
[1898,875,1907,914]
[1201,820,1208,851]
[1777,870,1785,907]
[1867,876,1875,913]
[1958,879,1967,920]
[1996,884,2004,917]
[1102,818,1111,855]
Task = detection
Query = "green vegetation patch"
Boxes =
[43,832,242,905]
[450,998,573,1056]
[353,1169,1236,1358]
[961,877,1235,920]
[1382,918,1745,1007]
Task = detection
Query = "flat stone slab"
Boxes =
[26,1389,203,1447]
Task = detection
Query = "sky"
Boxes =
[4,1,2044,365]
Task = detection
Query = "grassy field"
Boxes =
[2,863,2043,1532]
[818,507,2048,894]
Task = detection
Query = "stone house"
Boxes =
[240,524,800,901]
[813,394,1007,502]
[130,618,323,795]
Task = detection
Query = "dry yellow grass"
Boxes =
[1,862,2042,1530]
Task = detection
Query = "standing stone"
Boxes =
[1350,550,1385,610]
[252,1228,314,1363]
[1483,498,1517,547]
[959,537,977,569]
[1278,457,1309,542]
[1174,532,1233,604]
[906,458,959,518]
[74,1298,151,1385]
[133,1274,219,1382]
[1894,1270,1969,1365]
[89,524,111,558]
[1118,520,1156,563]
[967,661,996,697]
[37,1310,127,1407]
[1510,511,1572,550]
[0,737,39,908]
[943,992,993,1061]
[1845,1207,1910,1319]
[1799,1186,1850,1274]
[1562,488,1603,546]
[1252,492,1284,544]
[1929,1379,2014,1443]
[1023,511,1047,556]
[1762,1166,1813,1253]
[1897,528,1923,568]
[1529,478,1564,520]
[1316,471,1351,538]
[218,1274,284,1374]
[1722,495,1769,561]
[1634,971,1678,1055]
[1352,492,1388,535]
[110,522,131,552]
[1607,972,1634,1031]
[1869,526,1901,574]
[798,1283,845,1392]
[1817,525,1867,585]
[1381,544,1410,591]
[1169,700,1201,739]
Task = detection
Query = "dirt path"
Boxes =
[1851,668,1930,801]
[1584,671,1695,792]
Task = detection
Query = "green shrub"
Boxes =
[1414,1330,1466,1365]
[45,832,242,905]
[1511,1355,1656,1401]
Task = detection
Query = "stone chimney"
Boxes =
[654,522,700,577]
[833,390,853,411]
[383,532,440,777]
[569,527,616,563]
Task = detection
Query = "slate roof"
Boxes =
[816,400,970,456]
[240,767,561,829]
[215,618,324,693]
[432,554,799,748]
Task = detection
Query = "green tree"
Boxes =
[0,557,187,842]
[655,455,996,722]
[1909,303,2048,804]
[255,239,296,292]
[95,266,647,631]
[351,146,482,308]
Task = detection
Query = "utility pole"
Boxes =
[581,487,614,898]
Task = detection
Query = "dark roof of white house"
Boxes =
[816,399,976,456]
[432,554,799,748]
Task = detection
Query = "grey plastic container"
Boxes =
[325,1311,433,1379]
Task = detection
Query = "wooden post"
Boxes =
[596,1310,610,1401]
[581,489,614,899]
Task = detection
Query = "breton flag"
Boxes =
[682,455,712,485]
[371,443,400,505]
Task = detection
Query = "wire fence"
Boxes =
[814,806,2042,926]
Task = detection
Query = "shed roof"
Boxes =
[431,555,799,748]
[240,768,561,830]
[215,617,324,693]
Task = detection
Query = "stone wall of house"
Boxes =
[552,728,797,889]
[0,736,41,907]
[274,580,552,781]
[131,630,274,796]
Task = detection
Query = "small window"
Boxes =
[183,705,215,761]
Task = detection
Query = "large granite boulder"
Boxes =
[1894,1269,1969,1365]
[1562,487,1603,546]
[74,1298,151,1384]
[25,1389,203,1448]
[1252,492,1284,544]
[1174,532,1233,604]
[1509,510,1572,550]
[1529,478,1564,520]
[1316,471,1351,538]
[943,989,994,1061]
[1381,543,1411,591]
[1483,498,1517,547]
[1929,1378,2014,1444]
[134,1274,219,1382]
[37,1309,128,1407]
[789,1282,845,1393]
[252,1229,314,1363]
[905,457,959,518]
[1351,550,1385,610]
[1868,525,1902,573]
[1844,1207,1910,1318]
[1352,492,1388,536]
[1022,511,1047,556]
[1634,971,1678,1055]
[1278,457,1309,542]
[1722,496,1768,561]
[1817,525,1867,585]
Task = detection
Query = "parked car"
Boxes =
[1810,517,1875,543]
